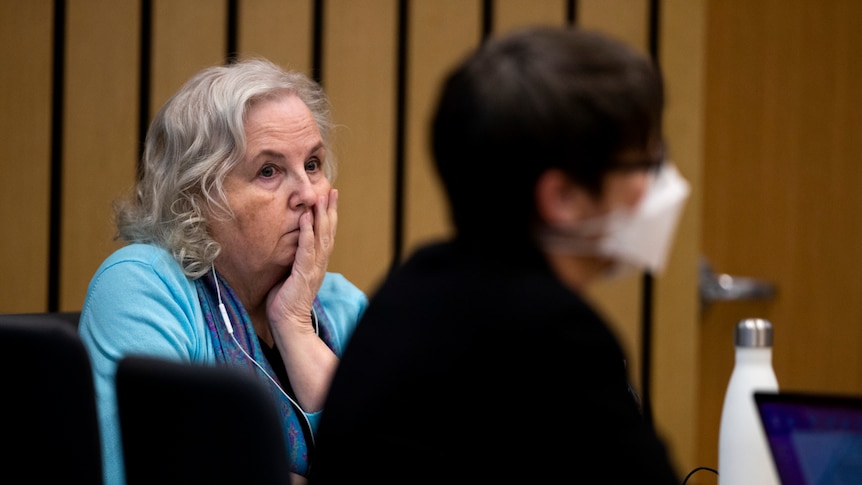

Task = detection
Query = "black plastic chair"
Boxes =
[116,355,292,485]
[0,312,102,484]
[0,311,82,329]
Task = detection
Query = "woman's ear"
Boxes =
[535,169,593,226]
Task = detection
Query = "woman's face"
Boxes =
[209,93,331,281]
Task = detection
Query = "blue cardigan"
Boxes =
[79,243,367,485]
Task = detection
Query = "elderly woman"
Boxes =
[79,58,367,485]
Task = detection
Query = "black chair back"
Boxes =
[116,355,292,485]
[0,312,102,484]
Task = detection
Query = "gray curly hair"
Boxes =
[114,58,336,279]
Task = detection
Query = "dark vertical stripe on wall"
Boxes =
[567,0,577,25]
[312,0,324,84]
[48,0,67,311]
[640,271,655,428]
[648,0,660,65]
[481,0,493,41]
[391,0,409,269]
[639,0,662,432]
[226,0,238,63]
[138,0,152,167]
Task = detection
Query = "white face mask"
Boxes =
[538,162,690,275]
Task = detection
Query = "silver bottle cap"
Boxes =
[734,318,773,348]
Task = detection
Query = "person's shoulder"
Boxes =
[393,240,455,274]
[321,272,364,295]
[100,242,176,270]
[92,243,190,291]
[319,272,369,313]
[317,273,368,348]
[408,239,452,259]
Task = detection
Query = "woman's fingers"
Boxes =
[314,189,337,261]
[328,188,338,240]
[270,188,337,325]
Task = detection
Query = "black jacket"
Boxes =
[311,240,680,484]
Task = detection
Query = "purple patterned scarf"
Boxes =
[195,268,334,476]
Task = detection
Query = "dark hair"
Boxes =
[431,25,664,247]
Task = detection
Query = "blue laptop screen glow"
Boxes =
[755,391,862,485]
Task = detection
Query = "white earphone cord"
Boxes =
[212,266,316,447]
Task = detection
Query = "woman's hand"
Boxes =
[267,188,337,329]
[265,188,340,411]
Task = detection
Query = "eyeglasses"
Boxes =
[608,143,666,175]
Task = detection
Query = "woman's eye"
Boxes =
[305,158,321,172]
[259,165,276,178]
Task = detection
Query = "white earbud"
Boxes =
[219,303,234,335]
[213,265,234,335]
[210,265,315,446]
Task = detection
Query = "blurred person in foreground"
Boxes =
[311,26,687,483]
[79,58,367,485]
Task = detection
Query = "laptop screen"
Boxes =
[754,391,862,485]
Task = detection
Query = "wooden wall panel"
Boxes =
[151,0,227,113]
[495,0,567,32]
[323,0,398,295]
[655,0,706,476]
[0,0,53,312]
[60,0,140,310]
[237,0,313,74]
[402,0,481,258]
[580,0,650,53]
[698,0,862,472]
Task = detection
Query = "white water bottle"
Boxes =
[718,318,780,485]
